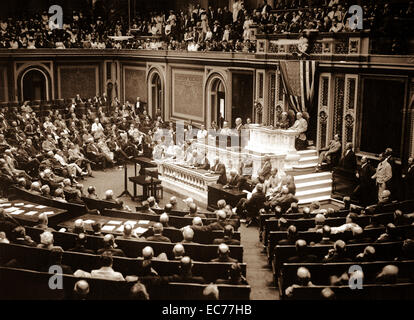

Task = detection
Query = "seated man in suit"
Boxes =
[86,186,99,199]
[97,234,126,257]
[308,214,326,232]
[195,152,210,170]
[287,240,318,263]
[224,168,240,189]
[33,213,56,232]
[215,262,248,285]
[316,134,341,171]
[324,240,352,262]
[277,225,298,245]
[211,243,238,263]
[285,267,315,298]
[184,203,207,219]
[315,225,334,246]
[236,183,266,226]
[146,223,172,243]
[213,225,240,245]
[209,157,227,185]
[90,252,125,281]
[170,256,205,284]
[68,233,95,254]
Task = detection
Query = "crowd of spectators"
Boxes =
[0,0,412,53]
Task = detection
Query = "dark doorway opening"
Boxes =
[23,69,47,101]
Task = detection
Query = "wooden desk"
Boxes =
[0,198,67,225]
[207,184,247,211]
[128,175,162,201]
[133,156,157,176]
[58,213,154,237]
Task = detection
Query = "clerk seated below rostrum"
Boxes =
[209,157,227,185]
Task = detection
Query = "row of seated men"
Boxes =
[0,201,248,299]
[256,193,414,299]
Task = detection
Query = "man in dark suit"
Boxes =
[146,223,171,243]
[352,156,377,207]
[244,184,267,226]
[278,225,298,245]
[170,257,205,284]
[96,234,126,257]
[224,169,240,189]
[213,225,240,245]
[402,157,414,200]
[287,240,318,263]
[315,226,334,246]
[259,0,272,14]
[323,240,352,262]
[339,142,357,172]
[211,243,238,263]
[68,233,95,254]
[184,203,206,219]
[210,157,227,185]
[257,156,272,181]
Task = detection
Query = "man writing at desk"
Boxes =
[209,157,227,185]
[224,169,240,189]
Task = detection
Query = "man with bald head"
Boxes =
[277,225,297,245]
[73,280,90,300]
[192,216,203,227]
[184,203,206,219]
[97,234,126,257]
[376,265,399,284]
[169,196,178,210]
[285,267,314,298]
[170,256,205,284]
[287,240,318,263]
[117,223,137,240]
[68,233,95,254]
[315,225,334,246]
[324,240,352,262]
[211,243,238,263]
[172,244,185,260]
[146,223,171,243]
[159,213,171,228]
[308,214,326,232]
[213,225,240,245]
[182,227,196,244]
[33,213,55,232]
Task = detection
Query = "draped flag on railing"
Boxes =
[279,60,318,113]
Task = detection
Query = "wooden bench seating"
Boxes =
[0,267,251,300]
[273,241,404,280]
[104,209,240,230]
[0,243,246,283]
[286,283,414,300]
[267,224,414,265]
[151,207,217,219]
[81,197,122,214]
[24,227,244,262]
[279,260,414,296]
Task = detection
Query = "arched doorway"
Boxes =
[210,78,226,128]
[22,69,47,101]
[149,72,163,118]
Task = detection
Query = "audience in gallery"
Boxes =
[0,0,412,53]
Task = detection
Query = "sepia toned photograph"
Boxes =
[0,0,413,306]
